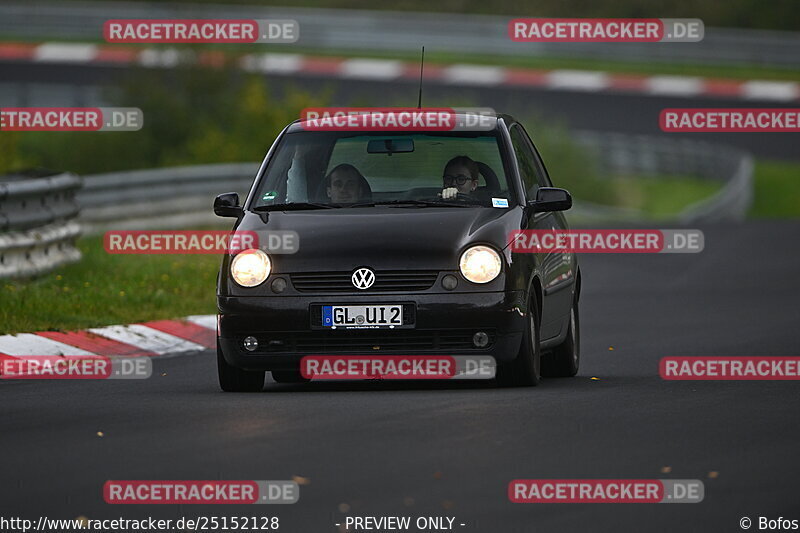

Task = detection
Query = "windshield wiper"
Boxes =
[347,199,476,208]
[252,202,339,211]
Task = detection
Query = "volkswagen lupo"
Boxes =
[214,113,580,391]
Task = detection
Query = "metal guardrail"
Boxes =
[0,171,82,278]
[571,131,754,223]
[78,163,259,233]
[677,154,754,224]
[0,1,798,68]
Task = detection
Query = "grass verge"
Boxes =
[572,176,723,217]
[750,160,800,217]
[1,236,219,335]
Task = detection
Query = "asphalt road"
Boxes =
[2,221,800,533]
[2,62,799,160]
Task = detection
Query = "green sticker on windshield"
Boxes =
[262,191,278,201]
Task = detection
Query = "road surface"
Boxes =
[2,221,799,532]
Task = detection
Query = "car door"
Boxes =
[509,123,574,341]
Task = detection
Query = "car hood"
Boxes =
[235,207,523,272]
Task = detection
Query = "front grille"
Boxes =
[291,270,439,292]
[241,329,495,354]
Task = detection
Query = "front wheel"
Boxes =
[496,294,541,387]
[217,341,265,392]
[542,297,580,377]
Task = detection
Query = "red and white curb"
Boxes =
[0,41,798,102]
[0,315,216,364]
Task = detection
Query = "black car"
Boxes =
[213,113,580,391]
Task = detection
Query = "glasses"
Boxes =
[443,174,474,186]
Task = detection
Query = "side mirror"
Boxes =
[528,187,572,212]
[214,192,242,217]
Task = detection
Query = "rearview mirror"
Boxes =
[367,138,414,154]
[528,187,572,212]
[214,192,242,217]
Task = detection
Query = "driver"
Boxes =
[326,163,372,203]
[441,155,479,200]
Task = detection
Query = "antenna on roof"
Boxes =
[417,46,425,109]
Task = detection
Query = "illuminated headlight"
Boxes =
[459,245,501,284]
[230,249,271,287]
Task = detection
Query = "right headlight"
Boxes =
[459,245,501,284]
[230,249,271,287]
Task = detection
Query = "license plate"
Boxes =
[322,305,403,329]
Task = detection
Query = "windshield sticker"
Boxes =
[492,198,509,208]
[262,191,278,201]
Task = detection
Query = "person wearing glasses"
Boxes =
[440,155,479,200]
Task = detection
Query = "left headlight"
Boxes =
[230,249,271,287]
[459,245,502,284]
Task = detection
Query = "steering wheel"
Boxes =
[430,192,481,204]
[454,192,477,201]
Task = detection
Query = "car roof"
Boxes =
[286,112,513,134]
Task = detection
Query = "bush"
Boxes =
[0,132,31,174]
[13,65,327,175]
[522,118,614,204]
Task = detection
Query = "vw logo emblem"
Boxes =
[352,267,375,290]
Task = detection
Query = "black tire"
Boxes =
[496,293,541,387]
[217,341,265,392]
[543,297,580,378]
[271,368,311,384]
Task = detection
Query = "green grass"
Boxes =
[572,159,800,219]
[630,178,721,217]
[750,160,800,217]
[569,175,723,217]
[0,236,220,335]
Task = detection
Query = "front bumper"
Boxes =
[218,291,527,371]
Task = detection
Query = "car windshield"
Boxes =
[250,131,515,209]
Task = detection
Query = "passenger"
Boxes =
[441,155,479,200]
[325,164,372,203]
